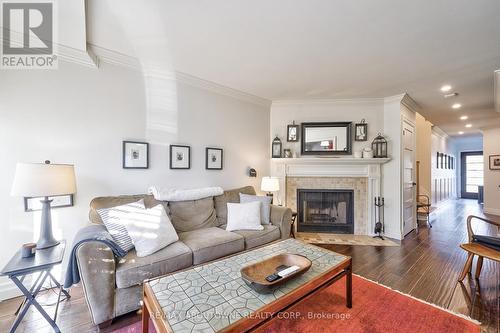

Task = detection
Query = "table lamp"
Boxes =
[11,161,76,249]
[261,176,279,204]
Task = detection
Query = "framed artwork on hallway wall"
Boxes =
[170,145,191,169]
[489,155,500,170]
[123,141,149,169]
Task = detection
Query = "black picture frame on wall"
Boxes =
[301,122,352,155]
[287,123,300,142]
[123,141,149,169]
[206,147,223,170]
[489,155,500,170]
[436,152,440,169]
[354,120,368,141]
[170,145,191,169]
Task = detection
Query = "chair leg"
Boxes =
[475,256,484,279]
[459,253,474,281]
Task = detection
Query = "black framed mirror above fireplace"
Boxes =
[297,189,354,234]
[301,122,352,155]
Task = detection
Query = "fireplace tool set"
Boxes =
[373,196,385,240]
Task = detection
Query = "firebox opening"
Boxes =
[297,189,354,234]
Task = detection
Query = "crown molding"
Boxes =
[432,125,449,139]
[271,97,384,107]
[175,71,271,107]
[383,93,406,105]
[87,44,270,107]
[401,94,421,112]
[88,44,140,70]
[480,123,500,131]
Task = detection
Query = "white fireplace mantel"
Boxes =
[271,157,391,236]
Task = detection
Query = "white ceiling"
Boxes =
[87,0,500,136]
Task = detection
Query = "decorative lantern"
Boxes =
[371,133,388,158]
[272,136,282,158]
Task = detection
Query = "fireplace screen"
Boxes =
[297,189,354,233]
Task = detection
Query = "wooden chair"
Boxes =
[458,215,500,281]
[416,194,432,229]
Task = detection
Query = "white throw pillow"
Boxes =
[226,201,264,231]
[239,193,272,225]
[124,203,179,257]
[97,200,145,252]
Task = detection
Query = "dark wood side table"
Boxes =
[290,211,297,238]
[1,241,69,333]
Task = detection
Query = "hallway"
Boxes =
[322,199,499,332]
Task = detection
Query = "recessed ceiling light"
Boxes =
[452,103,462,109]
[458,131,464,135]
[460,115,468,120]
[441,85,452,92]
[465,124,472,128]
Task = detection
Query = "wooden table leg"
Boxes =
[346,261,352,308]
[142,298,150,333]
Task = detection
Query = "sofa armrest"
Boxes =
[76,241,116,325]
[270,205,293,239]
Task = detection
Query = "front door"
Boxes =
[460,151,483,199]
[402,120,416,236]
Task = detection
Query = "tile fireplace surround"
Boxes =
[271,157,391,236]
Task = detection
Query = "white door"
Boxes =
[402,120,416,236]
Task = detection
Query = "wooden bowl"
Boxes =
[240,253,312,294]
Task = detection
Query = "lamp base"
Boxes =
[36,198,60,249]
[36,239,60,250]
[266,192,274,204]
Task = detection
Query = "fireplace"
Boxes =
[297,189,354,233]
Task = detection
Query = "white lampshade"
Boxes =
[11,162,77,197]
[261,176,279,192]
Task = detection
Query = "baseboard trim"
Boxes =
[484,207,500,216]
[0,279,22,301]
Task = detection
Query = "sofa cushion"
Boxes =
[116,241,192,289]
[233,225,281,249]
[239,193,272,224]
[169,197,217,232]
[179,227,244,265]
[214,186,256,226]
[89,194,167,225]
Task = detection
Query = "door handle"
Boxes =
[412,182,417,186]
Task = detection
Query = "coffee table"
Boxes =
[142,239,352,333]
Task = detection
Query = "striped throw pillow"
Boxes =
[96,200,145,252]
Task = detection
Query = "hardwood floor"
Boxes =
[321,199,499,333]
[0,199,498,332]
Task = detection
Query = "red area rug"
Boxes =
[115,275,480,333]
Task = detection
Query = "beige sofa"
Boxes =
[75,186,292,327]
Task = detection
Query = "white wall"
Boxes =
[381,95,408,240]
[430,128,457,205]
[270,97,409,240]
[270,99,385,156]
[0,61,270,299]
[415,113,432,197]
[482,127,500,215]
[449,135,483,197]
